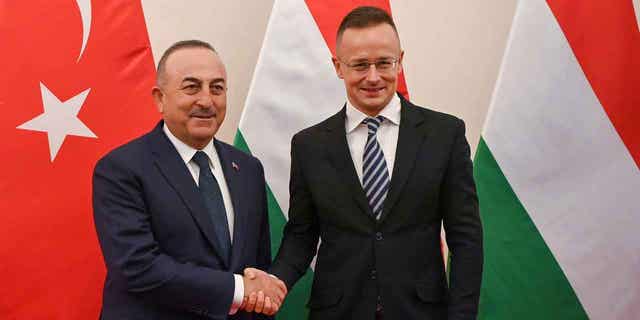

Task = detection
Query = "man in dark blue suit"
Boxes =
[92,40,285,320]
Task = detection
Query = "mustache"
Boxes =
[189,108,216,117]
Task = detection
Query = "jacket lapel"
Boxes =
[148,122,229,269]
[379,98,430,223]
[324,107,373,219]
[214,140,248,270]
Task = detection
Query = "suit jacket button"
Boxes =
[375,232,383,241]
[370,269,377,280]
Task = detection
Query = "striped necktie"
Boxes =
[362,116,390,219]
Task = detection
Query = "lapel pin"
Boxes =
[232,161,239,171]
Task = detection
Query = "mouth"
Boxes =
[190,111,216,120]
[361,87,385,93]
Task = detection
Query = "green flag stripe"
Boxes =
[232,131,287,254]
[474,138,588,320]
[234,130,313,319]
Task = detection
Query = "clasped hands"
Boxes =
[241,267,288,315]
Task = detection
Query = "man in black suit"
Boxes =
[92,40,285,320]
[249,6,483,320]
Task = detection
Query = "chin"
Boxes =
[362,99,387,110]
[189,127,217,140]
[359,90,386,101]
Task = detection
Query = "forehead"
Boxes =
[337,23,400,58]
[163,47,226,83]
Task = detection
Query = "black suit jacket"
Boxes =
[93,121,271,320]
[271,95,483,320]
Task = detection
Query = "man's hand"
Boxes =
[241,267,287,315]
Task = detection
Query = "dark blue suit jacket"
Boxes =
[93,122,271,320]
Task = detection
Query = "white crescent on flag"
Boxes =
[634,0,640,31]
[76,0,91,62]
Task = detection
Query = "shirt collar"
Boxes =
[163,123,217,166]
[345,93,401,133]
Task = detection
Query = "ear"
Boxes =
[397,50,405,75]
[151,86,164,113]
[332,57,344,79]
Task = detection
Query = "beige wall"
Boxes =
[142,1,517,155]
[393,1,516,154]
[141,1,275,143]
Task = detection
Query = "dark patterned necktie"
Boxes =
[192,151,231,264]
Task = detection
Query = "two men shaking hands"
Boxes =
[93,6,482,320]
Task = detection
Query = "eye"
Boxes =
[376,60,394,70]
[211,84,225,95]
[351,62,370,72]
[182,84,199,94]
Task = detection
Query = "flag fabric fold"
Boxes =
[475,1,640,319]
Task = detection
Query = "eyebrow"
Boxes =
[181,77,201,85]
[181,76,225,84]
[351,56,395,62]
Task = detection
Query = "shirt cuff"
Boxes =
[229,274,244,315]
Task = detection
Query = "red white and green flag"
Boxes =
[475,1,640,319]
[0,1,158,319]
[234,0,409,318]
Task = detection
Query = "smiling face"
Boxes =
[333,23,403,116]
[152,47,227,149]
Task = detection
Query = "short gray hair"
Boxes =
[156,40,217,85]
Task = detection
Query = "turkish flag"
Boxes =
[0,1,158,318]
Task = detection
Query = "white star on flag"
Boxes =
[17,82,97,162]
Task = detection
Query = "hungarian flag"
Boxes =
[0,1,157,319]
[234,0,409,318]
[475,1,639,319]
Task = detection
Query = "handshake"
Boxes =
[240,268,288,315]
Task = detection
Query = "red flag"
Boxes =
[0,1,158,318]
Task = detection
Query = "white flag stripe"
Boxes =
[238,0,344,217]
[483,2,640,320]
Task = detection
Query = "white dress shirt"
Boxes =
[345,94,401,185]
[163,124,244,315]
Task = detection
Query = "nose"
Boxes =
[365,64,381,82]
[196,90,215,108]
